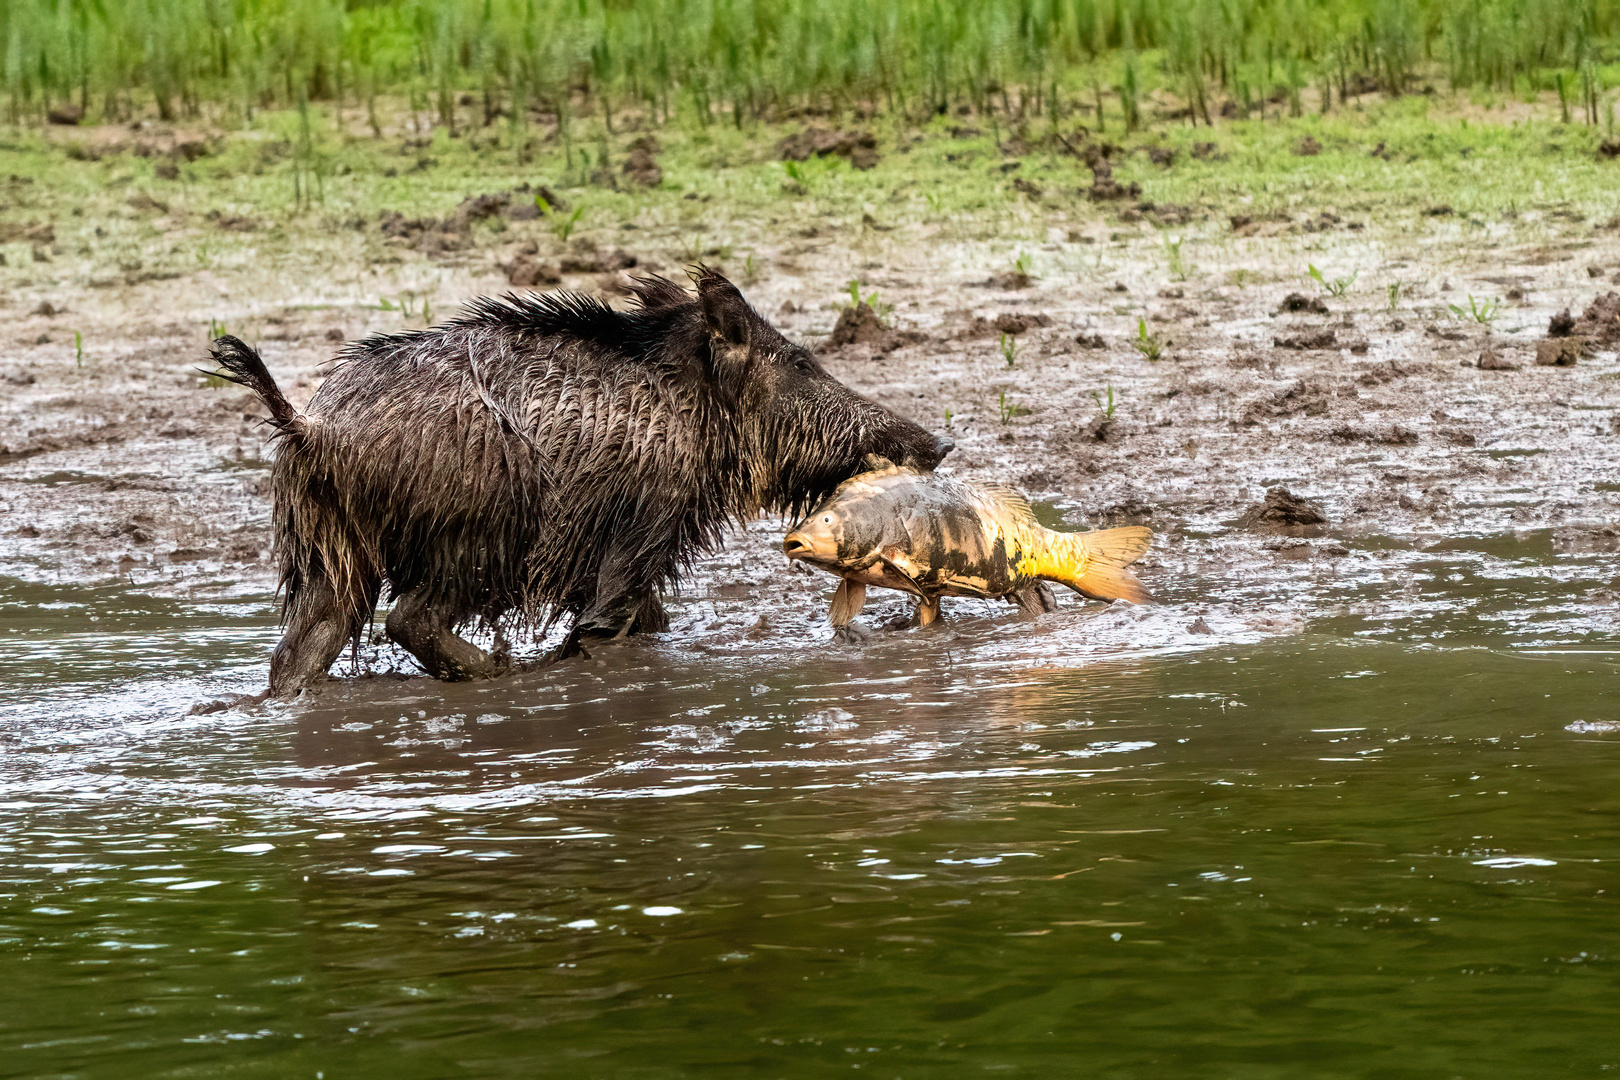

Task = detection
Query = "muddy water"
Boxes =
[2,540,1619,1079]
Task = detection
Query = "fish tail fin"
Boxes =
[1046,526,1153,604]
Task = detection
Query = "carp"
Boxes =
[781,459,1151,628]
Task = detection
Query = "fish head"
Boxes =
[782,495,893,571]
[781,509,844,565]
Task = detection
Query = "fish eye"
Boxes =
[822,514,833,524]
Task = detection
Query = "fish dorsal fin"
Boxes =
[969,481,1035,521]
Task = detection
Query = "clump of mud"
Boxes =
[1079,144,1140,201]
[980,269,1035,290]
[1274,328,1337,350]
[1330,423,1419,445]
[505,253,561,287]
[778,129,879,170]
[622,136,663,187]
[1571,291,1620,343]
[559,248,637,274]
[380,210,467,253]
[1538,292,1620,366]
[1238,487,1329,534]
[1536,339,1585,367]
[969,312,1052,336]
[0,221,54,244]
[504,245,637,288]
[1241,379,1336,424]
[823,303,924,354]
[1277,292,1329,314]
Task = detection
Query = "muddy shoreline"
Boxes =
[3,198,1618,688]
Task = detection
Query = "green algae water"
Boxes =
[2,554,1618,1079]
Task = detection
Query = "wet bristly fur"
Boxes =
[211,270,945,662]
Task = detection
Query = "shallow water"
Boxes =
[3,538,1619,1079]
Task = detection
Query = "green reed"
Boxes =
[2,0,1617,129]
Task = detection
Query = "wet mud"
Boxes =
[2,208,1617,699]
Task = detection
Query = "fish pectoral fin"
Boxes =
[878,546,927,594]
[827,579,867,627]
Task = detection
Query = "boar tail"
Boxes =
[1045,525,1153,604]
[205,336,303,435]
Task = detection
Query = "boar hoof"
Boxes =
[831,621,874,645]
[1011,582,1060,615]
[269,578,363,697]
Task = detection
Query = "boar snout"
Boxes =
[904,433,953,470]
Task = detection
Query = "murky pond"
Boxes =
[3,535,1618,1078]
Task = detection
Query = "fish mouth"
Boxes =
[782,533,815,559]
[782,533,842,568]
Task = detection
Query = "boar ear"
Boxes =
[694,268,757,348]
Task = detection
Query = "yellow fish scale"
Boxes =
[967,491,1089,587]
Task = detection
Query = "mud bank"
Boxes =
[2,198,1617,690]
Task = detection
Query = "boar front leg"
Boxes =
[269,578,358,697]
[385,588,504,682]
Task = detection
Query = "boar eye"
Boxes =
[794,357,814,374]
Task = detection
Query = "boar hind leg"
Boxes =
[269,579,358,697]
[575,589,669,640]
[385,588,503,682]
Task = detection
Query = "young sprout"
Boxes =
[73,330,83,369]
[997,390,1031,425]
[1000,332,1018,368]
[1309,264,1358,297]
[1387,281,1404,311]
[845,279,885,316]
[1090,385,1117,419]
[1132,318,1163,361]
[943,406,954,429]
[1163,234,1188,280]
[552,206,585,243]
[1448,294,1499,325]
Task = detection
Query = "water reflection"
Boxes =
[3,562,1620,1076]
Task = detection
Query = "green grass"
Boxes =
[4,89,1620,308]
[2,0,1618,131]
